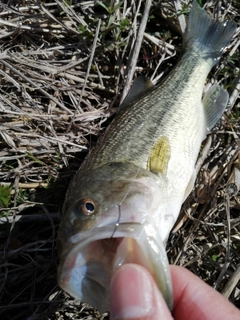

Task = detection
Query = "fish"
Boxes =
[57,0,236,313]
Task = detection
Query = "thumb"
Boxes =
[110,263,173,320]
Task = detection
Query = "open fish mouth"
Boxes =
[58,223,173,313]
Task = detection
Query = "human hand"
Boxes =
[110,263,240,320]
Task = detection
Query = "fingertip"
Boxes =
[110,263,172,320]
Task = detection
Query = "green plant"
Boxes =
[0,185,12,208]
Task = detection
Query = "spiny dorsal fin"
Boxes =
[147,136,171,175]
[120,75,154,110]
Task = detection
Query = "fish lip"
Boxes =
[58,222,173,313]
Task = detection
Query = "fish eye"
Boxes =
[81,198,96,215]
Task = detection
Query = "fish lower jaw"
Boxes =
[58,223,173,313]
[58,237,150,312]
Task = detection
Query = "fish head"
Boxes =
[57,162,173,312]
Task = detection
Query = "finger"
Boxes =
[110,263,173,320]
[170,265,240,320]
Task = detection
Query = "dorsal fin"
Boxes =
[120,75,154,110]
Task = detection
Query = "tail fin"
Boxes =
[183,0,236,65]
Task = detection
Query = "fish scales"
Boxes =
[83,53,207,186]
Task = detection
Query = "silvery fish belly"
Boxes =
[57,0,236,313]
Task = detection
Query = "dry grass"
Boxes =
[0,0,239,319]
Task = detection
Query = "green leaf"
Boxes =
[108,14,115,27]
[0,185,12,208]
[97,1,110,13]
[26,151,43,165]
[212,254,218,262]
[112,1,123,13]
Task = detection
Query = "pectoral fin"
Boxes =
[148,136,171,175]
[203,85,229,131]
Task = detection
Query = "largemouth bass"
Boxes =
[57,0,236,312]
